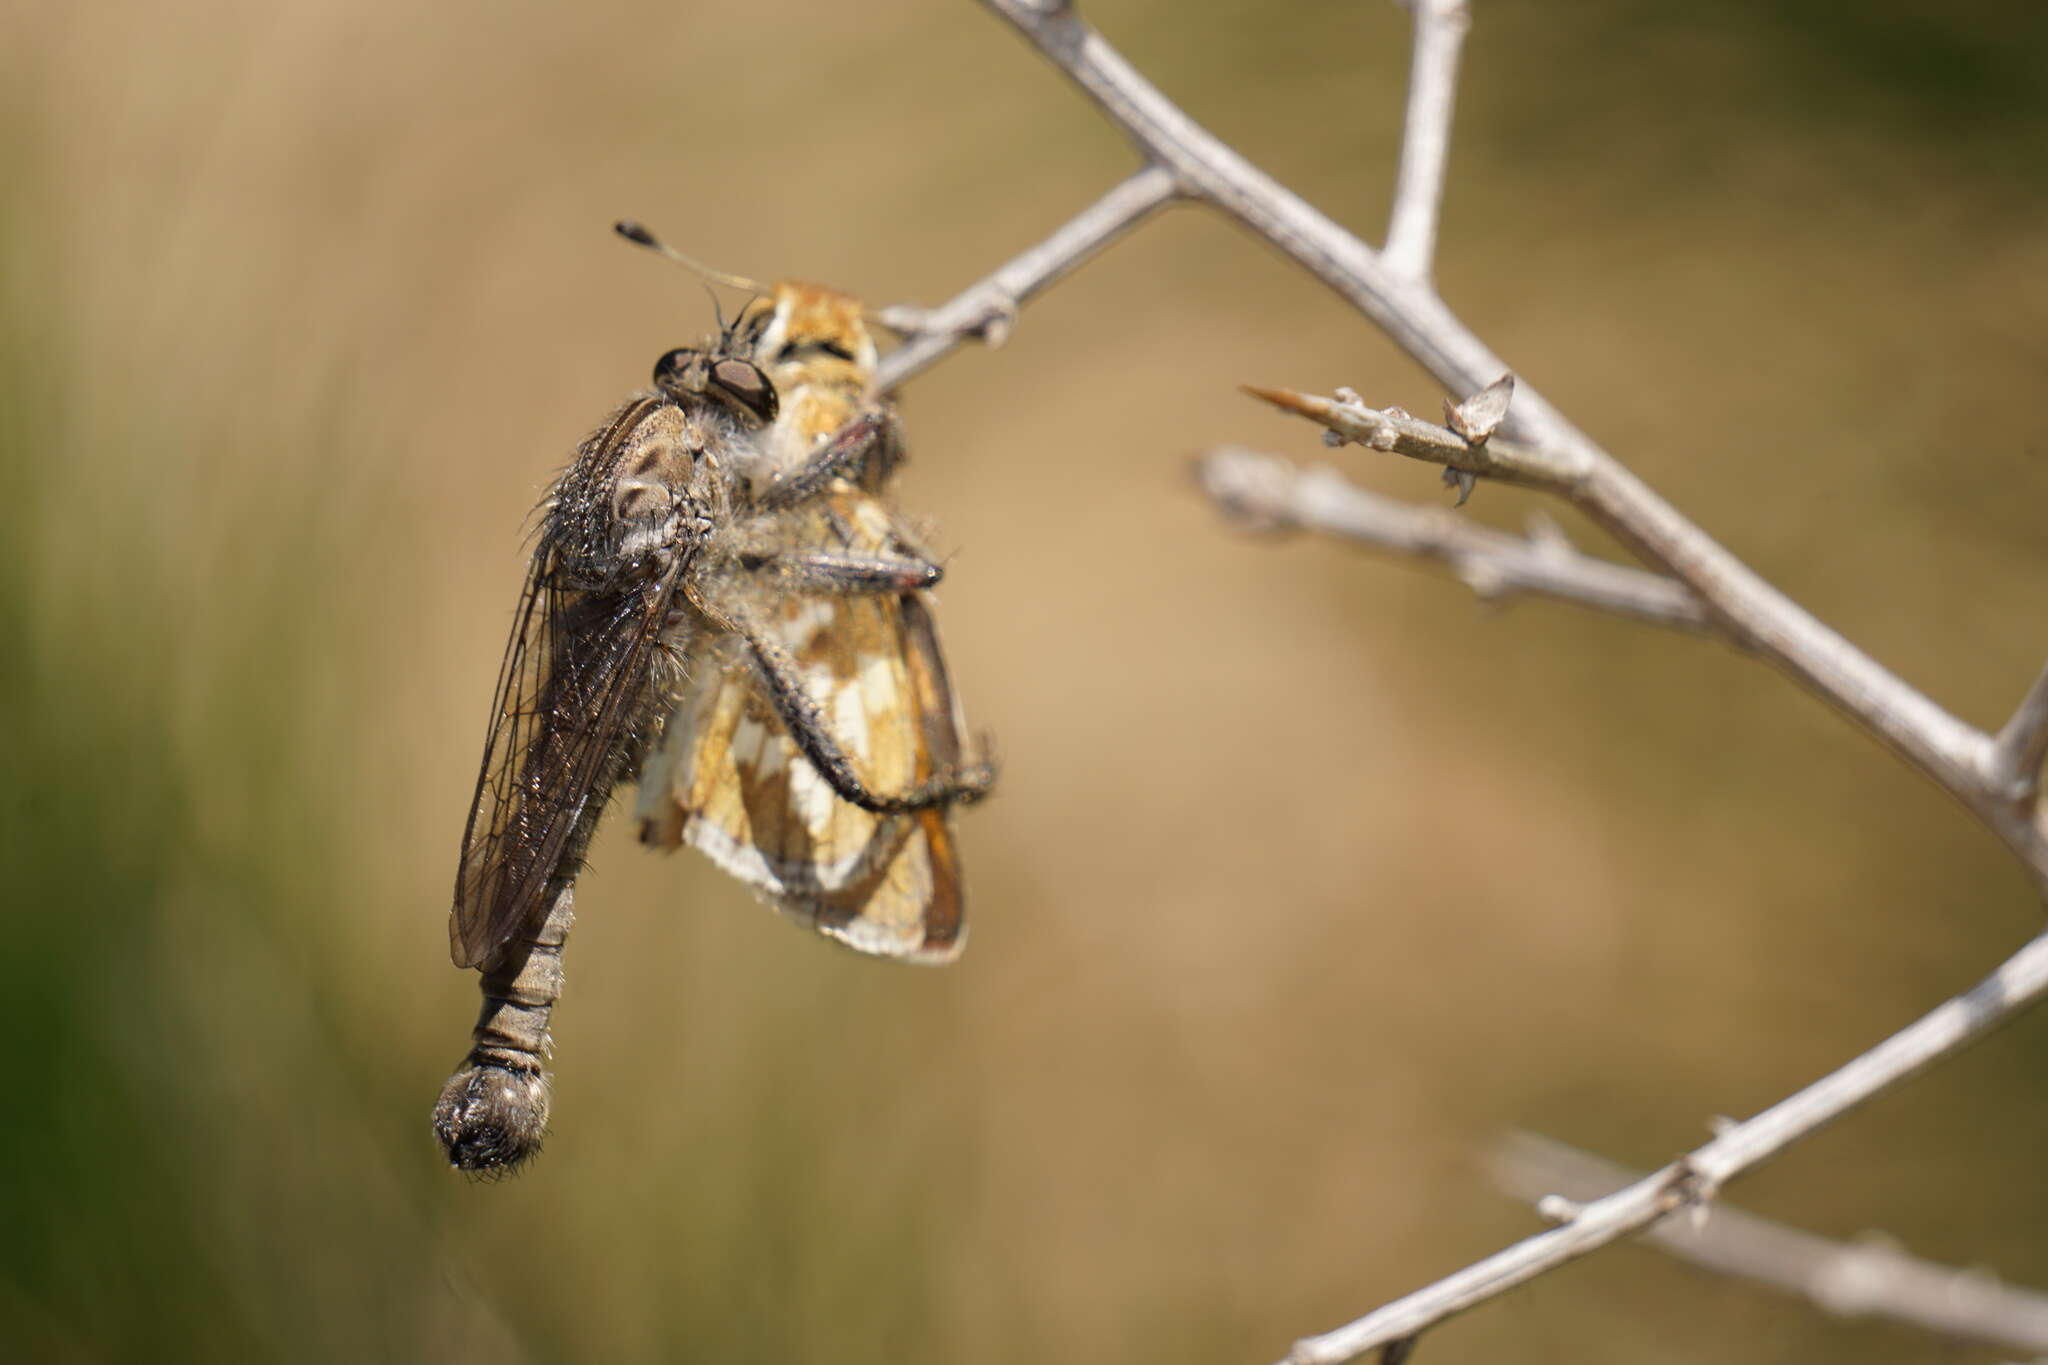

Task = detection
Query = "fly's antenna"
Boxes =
[613,220,767,295]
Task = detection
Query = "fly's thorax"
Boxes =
[547,393,756,584]
[606,400,730,565]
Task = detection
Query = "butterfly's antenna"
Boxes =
[703,284,728,337]
[613,220,767,294]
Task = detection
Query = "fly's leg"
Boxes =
[742,549,943,595]
[722,604,995,814]
[755,410,901,511]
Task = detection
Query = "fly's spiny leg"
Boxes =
[727,606,996,814]
[755,411,900,511]
[742,549,943,595]
[433,881,576,1173]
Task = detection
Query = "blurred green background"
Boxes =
[5,1,2047,1361]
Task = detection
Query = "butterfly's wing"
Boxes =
[636,488,968,963]
[450,547,679,968]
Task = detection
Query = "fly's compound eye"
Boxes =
[652,347,702,394]
[709,357,778,424]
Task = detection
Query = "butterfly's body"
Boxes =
[638,283,973,962]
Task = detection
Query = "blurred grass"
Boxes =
[3,1,2046,1362]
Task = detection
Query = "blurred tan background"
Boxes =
[5,1,2047,1361]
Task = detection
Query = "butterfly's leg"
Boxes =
[718,604,995,813]
[755,410,902,511]
[744,549,944,596]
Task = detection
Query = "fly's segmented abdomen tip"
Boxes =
[433,1059,551,1173]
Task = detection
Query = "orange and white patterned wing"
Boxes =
[635,486,967,962]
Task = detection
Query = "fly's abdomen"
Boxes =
[432,882,576,1172]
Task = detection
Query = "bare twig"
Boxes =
[1195,447,1707,632]
[1491,1131,2048,1355]
[976,0,2048,884]
[1382,0,1471,283]
[1243,384,1582,491]
[1989,661,2048,805]
[1283,928,2048,1364]
[871,163,1178,393]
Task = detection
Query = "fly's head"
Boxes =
[652,346,779,427]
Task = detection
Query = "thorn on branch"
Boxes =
[1444,373,1513,446]
[1241,375,1575,497]
[1437,376,1510,504]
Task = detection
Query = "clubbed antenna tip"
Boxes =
[614,219,659,249]
[611,218,767,295]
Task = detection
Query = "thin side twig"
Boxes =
[871,163,1179,393]
[1282,928,2048,1364]
[980,0,2048,885]
[1381,0,1471,283]
[1243,383,1580,491]
[1195,447,1707,632]
[1490,1131,2048,1355]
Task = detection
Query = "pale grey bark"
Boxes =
[1491,1132,2048,1356]
[1195,447,1707,632]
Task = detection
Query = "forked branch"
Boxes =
[1490,1132,2048,1356]
[1284,929,2048,1363]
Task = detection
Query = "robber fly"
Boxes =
[433,225,991,1173]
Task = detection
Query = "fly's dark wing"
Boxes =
[449,546,679,967]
